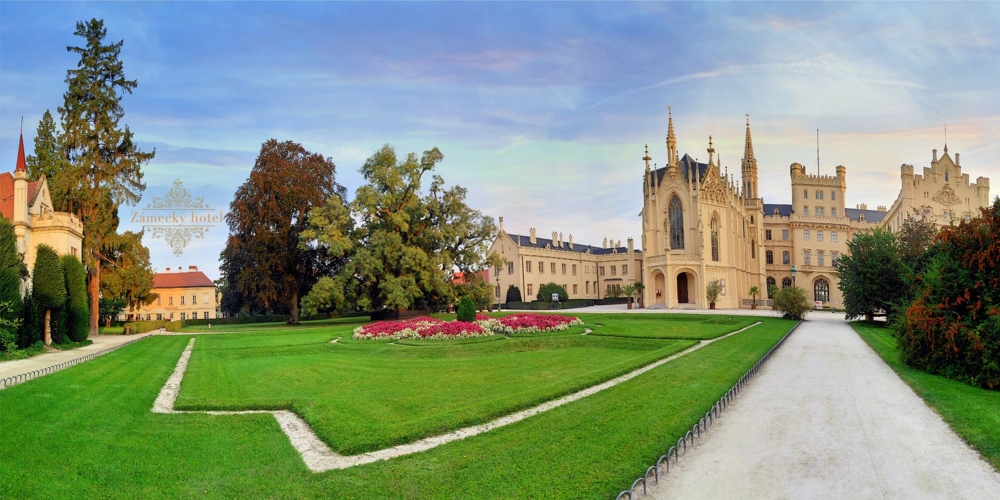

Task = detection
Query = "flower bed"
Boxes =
[353,316,489,340]
[477,313,583,335]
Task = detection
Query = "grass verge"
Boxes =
[852,321,1000,471]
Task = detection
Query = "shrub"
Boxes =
[456,296,476,322]
[706,280,723,305]
[32,245,66,344]
[895,198,1000,389]
[0,268,21,347]
[505,285,522,303]
[774,286,809,320]
[0,300,21,352]
[536,283,568,302]
[17,294,41,348]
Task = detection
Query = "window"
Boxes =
[192,294,197,305]
[204,311,210,320]
[573,284,578,295]
[146,314,151,321]
[804,189,808,199]
[766,250,774,265]
[526,261,532,273]
[622,264,628,274]
[711,217,720,261]
[817,190,824,200]
[832,251,840,265]
[751,241,755,259]
[818,251,825,266]
[669,196,685,249]
[169,296,174,306]
[817,231,824,242]
[572,264,577,275]
[539,261,544,273]
[817,207,825,217]
[562,263,567,275]
[831,208,837,218]
[586,282,590,294]
[766,277,776,296]
[169,313,174,320]
[766,229,772,241]
[563,284,568,294]
[804,250,811,265]
[782,229,789,241]
[803,206,809,216]
[156,314,162,321]
[774,208,780,216]
[782,277,792,288]
[831,191,836,201]
[600,266,605,276]
[180,296,185,305]
[803,230,810,241]
[203,294,209,305]
[508,262,514,274]
[783,251,790,265]
[551,262,556,274]
[945,171,949,182]
[180,312,186,320]
[814,278,830,302]
[611,266,617,276]
[832,231,838,243]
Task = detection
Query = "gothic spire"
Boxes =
[741,113,759,198]
[15,131,27,172]
[666,106,678,167]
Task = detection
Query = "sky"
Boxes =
[2,2,999,280]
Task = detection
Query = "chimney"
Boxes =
[627,237,634,253]
[955,153,960,166]
[189,266,197,272]
[558,232,563,248]
[603,237,607,248]
[933,149,938,162]
[552,231,557,246]
[165,267,171,273]
[877,205,887,212]
[568,234,574,249]
[498,216,504,233]
[529,228,536,244]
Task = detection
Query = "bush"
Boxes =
[0,268,21,349]
[706,280,722,305]
[32,245,66,344]
[17,294,41,348]
[457,296,476,322]
[895,198,1000,389]
[123,320,166,334]
[0,300,21,352]
[59,254,88,342]
[774,286,809,320]
[536,283,568,302]
[505,285,522,303]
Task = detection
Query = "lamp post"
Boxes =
[494,263,502,312]
[791,264,797,288]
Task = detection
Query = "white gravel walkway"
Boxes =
[644,311,1000,499]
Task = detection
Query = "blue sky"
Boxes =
[2,2,999,279]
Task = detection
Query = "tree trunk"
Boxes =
[88,261,101,336]
[44,309,52,346]
[289,289,299,325]
[866,312,874,321]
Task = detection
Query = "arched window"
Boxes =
[711,216,720,261]
[668,196,684,249]
[766,277,777,296]
[782,277,792,289]
[945,171,949,182]
[814,278,830,302]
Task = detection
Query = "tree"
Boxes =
[26,110,71,210]
[32,245,66,345]
[301,145,497,314]
[836,226,906,321]
[505,285,522,303]
[453,271,495,312]
[774,286,810,320]
[58,19,155,335]
[706,280,722,307]
[0,218,24,348]
[98,296,125,327]
[898,210,938,266]
[895,198,1000,389]
[221,139,345,324]
[456,296,476,322]
[749,285,760,307]
[61,254,90,342]
[0,301,21,353]
[622,283,638,304]
[536,283,568,302]
[100,230,156,315]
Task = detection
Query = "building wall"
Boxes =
[885,149,991,231]
[125,286,218,321]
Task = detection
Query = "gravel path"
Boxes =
[645,311,1000,499]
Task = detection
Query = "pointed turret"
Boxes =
[15,132,27,172]
[666,106,678,167]
[741,114,759,199]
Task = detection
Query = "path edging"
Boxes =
[614,319,804,500]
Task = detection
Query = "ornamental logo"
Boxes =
[131,179,225,256]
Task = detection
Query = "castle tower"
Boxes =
[741,114,758,199]
[13,132,28,225]
[666,106,678,167]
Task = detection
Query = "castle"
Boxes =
[491,111,991,309]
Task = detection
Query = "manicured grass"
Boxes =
[178,325,696,454]
[852,322,1000,471]
[579,312,759,339]
[98,325,125,334]
[0,315,797,499]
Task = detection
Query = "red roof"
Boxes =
[153,271,215,289]
[15,133,27,172]
[0,173,12,220]
[453,270,490,285]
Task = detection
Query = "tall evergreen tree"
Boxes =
[61,254,90,342]
[32,245,67,345]
[26,110,71,211]
[0,218,24,349]
[58,19,155,335]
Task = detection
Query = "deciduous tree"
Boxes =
[836,226,906,320]
[58,19,155,335]
[221,139,345,324]
[100,230,156,315]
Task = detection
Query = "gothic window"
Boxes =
[767,277,777,296]
[766,250,774,264]
[804,189,808,199]
[751,241,756,259]
[710,216,720,262]
[814,278,830,302]
[782,277,792,288]
[945,171,949,182]
[669,196,684,249]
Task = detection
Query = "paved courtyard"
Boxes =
[644,311,1000,499]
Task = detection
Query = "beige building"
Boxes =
[123,266,218,321]
[1,133,84,277]
[489,223,643,303]
[884,146,990,231]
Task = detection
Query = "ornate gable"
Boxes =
[932,184,961,206]
[700,163,726,203]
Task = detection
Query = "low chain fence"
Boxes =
[0,335,150,390]
[614,320,803,500]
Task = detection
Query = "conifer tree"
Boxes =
[61,254,90,342]
[32,245,66,345]
[58,19,155,335]
[26,110,70,211]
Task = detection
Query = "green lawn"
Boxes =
[0,315,797,499]
[578,313,759,339]
[852,321,1000,471]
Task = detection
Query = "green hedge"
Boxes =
[123,320,167,334]
[184,315,288,326]
[502,297,630,310]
